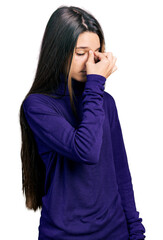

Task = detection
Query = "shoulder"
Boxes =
[23,93,60,114]
[23,93,47,109]
[103,91,120,128]
[103,91,116,112]
[103,91,115,103]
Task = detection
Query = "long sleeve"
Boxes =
[110,97,146,239]
[23,74,106,165]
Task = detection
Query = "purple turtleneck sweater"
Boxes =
[23,74,146,240]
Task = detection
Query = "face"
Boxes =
[69,32,101,82]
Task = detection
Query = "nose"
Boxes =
[85,52,98,64]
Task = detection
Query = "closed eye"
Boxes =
[76,49,100,56]
[76,53,85,56]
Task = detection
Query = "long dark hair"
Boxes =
[19,5,106,211]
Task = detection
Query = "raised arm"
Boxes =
[23,74,106,165]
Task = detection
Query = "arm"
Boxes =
[110,97,146,239]
[23,74,106,165]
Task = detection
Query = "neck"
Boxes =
[53,73,86,96]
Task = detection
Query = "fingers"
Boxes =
[112,65,118,73]
[94,51,108,61]
[86,50,118,77]
[103,52,115,63]
[112,56,117,69]
[87,50,95,63]
[102,52,113,60]
[94,51,117,65]
[103,52,118,72]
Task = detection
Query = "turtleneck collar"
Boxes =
[53,73,86,96]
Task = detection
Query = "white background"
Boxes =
[0,0,162,239]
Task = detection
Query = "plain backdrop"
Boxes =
[0,0,162,239]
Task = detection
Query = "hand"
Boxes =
[86,50,117,79]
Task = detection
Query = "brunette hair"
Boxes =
[19,5,105,211]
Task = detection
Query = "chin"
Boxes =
[72,74,87,82]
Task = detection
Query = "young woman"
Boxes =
[19,6,146,240]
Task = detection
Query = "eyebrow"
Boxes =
[76,47,100,51]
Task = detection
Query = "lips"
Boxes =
[81,71,86,75]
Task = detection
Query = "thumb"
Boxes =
[87,50,95,63]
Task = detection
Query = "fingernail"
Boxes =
[89,50,93,54]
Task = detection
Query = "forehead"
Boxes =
[75,32,100,50]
